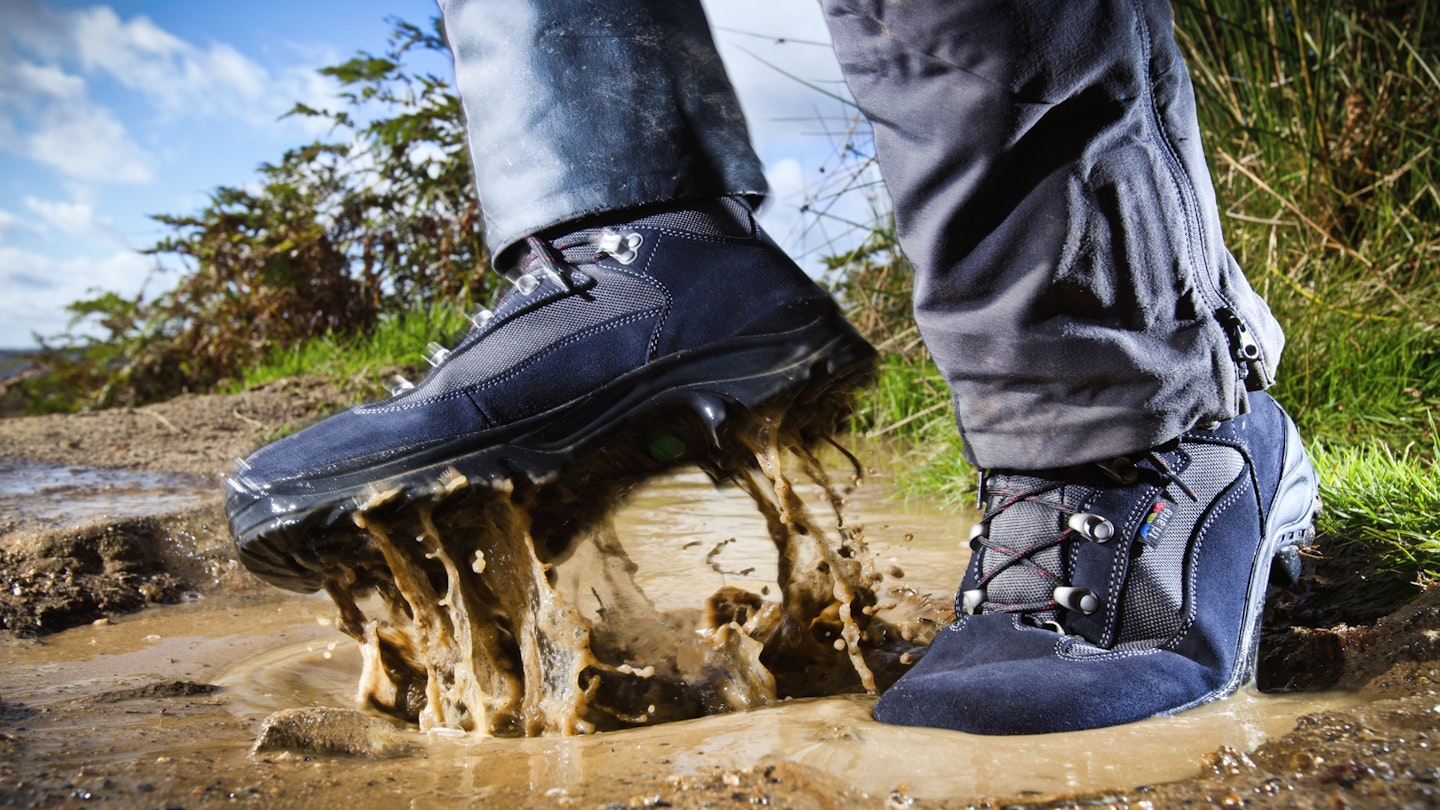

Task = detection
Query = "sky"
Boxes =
[0,0,879,349]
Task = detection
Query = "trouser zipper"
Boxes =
[1216,306,1273,390]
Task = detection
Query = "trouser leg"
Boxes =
[437,0,767,260]
[823,0,1285,470]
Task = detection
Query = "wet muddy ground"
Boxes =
[2,377,1439,808]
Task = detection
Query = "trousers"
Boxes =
[436,0,1285,470]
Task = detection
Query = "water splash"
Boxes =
[310,393,947,736]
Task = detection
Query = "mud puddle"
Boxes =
[4,467,1413,809]
[221,630,1362,800]
[0,458,212,532]
[215,469,1363,798]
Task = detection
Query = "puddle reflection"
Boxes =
[0,457,213,528]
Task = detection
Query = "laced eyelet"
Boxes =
[512,272,540,295]
[1067,512,1114,542]
[1053,586,1099,614]
[468,308,493,328]
[385,375,415,396]
[595,229,643,264]
[423,342,450,367]
[960,588,985,615]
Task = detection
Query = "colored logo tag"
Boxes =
[1138,500,1173,543]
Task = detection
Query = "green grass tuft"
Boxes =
[229,302,473,402]
[1311,420,1440,585]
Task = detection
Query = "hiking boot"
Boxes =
[226,198,876,593]
[873,391,1319,734]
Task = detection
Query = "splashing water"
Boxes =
[311,393,948,736]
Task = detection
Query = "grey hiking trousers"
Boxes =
[437,0,1286,471]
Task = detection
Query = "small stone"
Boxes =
[253,707,416,759]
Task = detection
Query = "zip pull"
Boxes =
[1215,307,1260,362]
[1216,307,1271,387]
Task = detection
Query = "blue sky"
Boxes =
[0,0,876,349]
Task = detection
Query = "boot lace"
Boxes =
[961,452,1196,629]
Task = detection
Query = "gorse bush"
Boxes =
[23,19,493,411]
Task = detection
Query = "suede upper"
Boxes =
[873,392,1317,734]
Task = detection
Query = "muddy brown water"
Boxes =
[0,458,212,532]
[0,459,1386,808]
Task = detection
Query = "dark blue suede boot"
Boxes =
[872,391,1318,734]
[226,198,875,592]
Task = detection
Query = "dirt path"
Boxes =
[1,380,1438,808]
[0,376,351,478]
[0,377,351,638]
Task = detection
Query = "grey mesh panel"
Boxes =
[1113,445,1243,649]
[550,199,753,266]
[982,475,1085,616]
[359,270,665,412]
[629,197,753,236]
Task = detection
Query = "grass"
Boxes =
[228,301,473,401]
[1173,0,1440,454]
[1312,421,1440,585]
[852,354,974,505]
[1274,311,1438,449]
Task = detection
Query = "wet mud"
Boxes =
[2,377,1439,808]
[0,506,239,638]
[312,400,943,738]
[0,376,370,638]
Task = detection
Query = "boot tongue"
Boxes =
[978,471,1103,624]
[983,475,1065,621]
[505,236,570,280]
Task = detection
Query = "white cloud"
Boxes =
[11,4,268,121]
[0,245,153,346]
[67,5,277,123]
[0,1,344,188]
[19,102,154,183]
[0,207,49,246]
[0,61,85,103]
[23,195,131,250]
[71,6,186,70]
[23,196,92,233]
